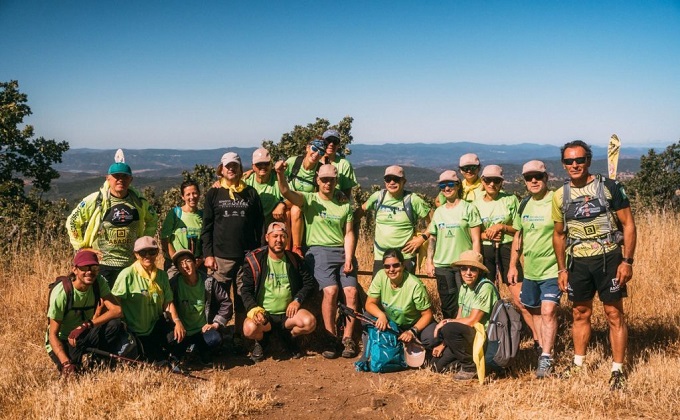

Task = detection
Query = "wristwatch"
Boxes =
[622,257,634,265]
[420,233,428,241]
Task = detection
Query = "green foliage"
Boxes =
[627,141,680,210]
[261,116,354,161]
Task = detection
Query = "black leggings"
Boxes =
[432,321,476,373]
[482,242,523,285]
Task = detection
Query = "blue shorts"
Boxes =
[305,246,358,290]
[520,278,562,308]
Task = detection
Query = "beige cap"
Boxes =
[453,250,489,273]
[134,236,159,252]
[318,164,338,178]
[459,153,480,167]
[438,170,459,183]
[481,165,504,179]
[252,148,271,164]
[522,160,546,175]
[220,152,241,166]
[172,249,195,268]
[384,165,405,178]
[267,221,287,234]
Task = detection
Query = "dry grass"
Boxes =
[1,211,679,419]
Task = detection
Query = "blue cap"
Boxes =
[322,129,341,142]
[108,162,132,176]
[310,139,326,150]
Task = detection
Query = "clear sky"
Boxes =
[1,1,678,149]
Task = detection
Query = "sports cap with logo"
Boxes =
[459,153,480,167]
[73,250,99,266]
[252,148,271,164]
[453,250,489,273]
[438,170,459,183]
[384,165,405,178]
[522,160,546,175]
[108,162,132,176]
[318,164,338,178]
[481,165,504,180]
[134,236,159,252]
[220,152,242,167]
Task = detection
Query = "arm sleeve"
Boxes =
[412,194,432,219]
[471,283,495,315]
[608,180,631,211]
[367,273,384,298]
[211,279,233,326]
[467,204,482,227]
[412,279,432,311]
[65,193,97,250]
[551,187,564,223]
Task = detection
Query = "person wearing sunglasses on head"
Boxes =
[275,162,358,359]
[355,165,433,276]
[283,138,327,257]
[365,249,439,352]
[111,236,184,362]
[425,170,482,319]
[46,250,127,377]
[552,140,636,391]
[507,160,561,379]
[244,148,286,227]
[320,129,358,200]
[474,164,538,345]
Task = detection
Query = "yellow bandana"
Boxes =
[133,260,161,297]
[462,178,482,201]
[219,178,247,200]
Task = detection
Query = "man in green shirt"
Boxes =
[245,148,287,227]
[321,129,358,199]
[508,160,561,378]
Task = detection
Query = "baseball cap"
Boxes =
[522,160,547,175]
[481,165,504,180]
[73,250,99,267]
[318,164,338,178]
[459,153,480,167]
[309,139,326,150]
[252,148,271,164]
[134,236,159,252]
[108,162,132,176]
[384,165,405,178]
[267,221,287,234]
[438,170,459,183]
[220,152,242,167]
[322,129,341,142]
[172,249,195,268]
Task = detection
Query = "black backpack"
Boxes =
[287,155,320,192]
[47,276,101,322]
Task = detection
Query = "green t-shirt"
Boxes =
[327,155,358,193]
[474,192,521,246]
[98,195,143,267]
[245,174,283,225]
[175,274,207,336]
[45,275,111,352]
[520,192,559,280]
[458,279,498,329]
[160,208,203,259]
[367,271,431,328]
[111,266,173,336]
[285,156,318,193]
[429,201,482,267]
[365,190,431,260]
[301,192,353,247]
[257,256,293,315]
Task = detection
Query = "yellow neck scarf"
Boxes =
[133,260,161,296]
[220,178,247,199]
[462,178,482,200]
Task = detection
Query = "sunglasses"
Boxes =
[383,262,402,270]
[319,177,336,184]
[255,162,271,169]
[562,156,587,165]
[482,177,503,185]
[459,265,480,273]
[76,264,99,272]
[438,181,458,190]
[384,175,402,184]
[310,145,326,156]
[324,138,340,145]
[459,165,479,173]
[138,249,159,258]
[523,173,545,182]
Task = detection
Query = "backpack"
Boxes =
[518,196,531,217]
[373,189,417,227]
[355,319,406,373]
[287,155,320,192]
[47,276,101,322]
[476,279,522,371]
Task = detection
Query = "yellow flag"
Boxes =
[608,134,621,179]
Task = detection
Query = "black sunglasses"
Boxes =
[383,262,402,270]
[384,175,402,184]
[255,162,271,168]
[523,173,545,182]
[438,181,458,190]
[482,177,503,184]
[76,264,100,272]
[138,249,159,258]
[562,157,587,165]
[459,165,479,173]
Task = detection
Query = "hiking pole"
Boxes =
[86,348,208,381]
[337,302,402,336]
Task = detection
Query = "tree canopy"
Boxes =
[627,140,680,210]
[261,116,354,161]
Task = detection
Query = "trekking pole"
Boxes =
[337,302,405,337]
[86,348,208,381]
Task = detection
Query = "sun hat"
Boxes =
[453,250,489,273]
[134,236,159,252]
[318,164,338,178]
[459,153,480,167]
[252,148,271,164]
[108,162,132,176]
[172,249,195,268]
[73,250,99,266]
[522,160,546,175]
[481,165,504,180]
[384,165,405,178]
[438,170,459,183]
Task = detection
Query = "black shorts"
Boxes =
[567,249,627,303]
[482,242,522,285]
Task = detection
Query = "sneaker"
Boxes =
[560,363,584,380]
[454,369,477,381]
[251,341,265,362]
[279,329,302,359]
[609,370,626,391]
[535,355,553,379]
[322,338,341,359]
[341,337,358,358]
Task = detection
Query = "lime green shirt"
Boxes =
[520,192,559,280]
[300,192,353,247]
[285,156,318,192]
[367,271,431,328]
[459,279,498,329]
[45,275,111,352]
[160,208,203,259]
[474,192,521,245]
[175,274,207,336]
[327,155,357,193]
[429,201,482,267]
[245,174,283,225]
[258,256,293,315]
[111,266,173,336]
[365,190,431,260]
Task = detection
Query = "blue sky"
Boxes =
[1,1,678,149]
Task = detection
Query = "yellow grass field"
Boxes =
[1,211,679,419]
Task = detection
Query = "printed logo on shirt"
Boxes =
[105,204,140,226]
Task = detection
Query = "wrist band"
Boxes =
[557,269,568,274]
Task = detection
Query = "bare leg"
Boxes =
[342,286,357,339]
[284,309,317,337]
[603,300,627,363]
[322,286,339,336]
[242,318,272,341]
[527,307,543,348]
[541,301,559,355]
[572,301,593,357]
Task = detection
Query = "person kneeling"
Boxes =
[240,222,317,361]
[46,250,128,377]
[170,249,233,365]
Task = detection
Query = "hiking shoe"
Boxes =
[560,363,585,380]
[251,341,265,362]
[322,338,341,359]
[454,369,477,381]
[341,337,358,358]
[279,329,302,359]
[535,355,553,379]
[609,370,627,391]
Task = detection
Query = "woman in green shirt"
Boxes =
[161,180,203,278]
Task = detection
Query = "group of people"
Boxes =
[48,135,636,390]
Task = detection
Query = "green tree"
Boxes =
[261,116,354,161]
[627,140,680,210]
